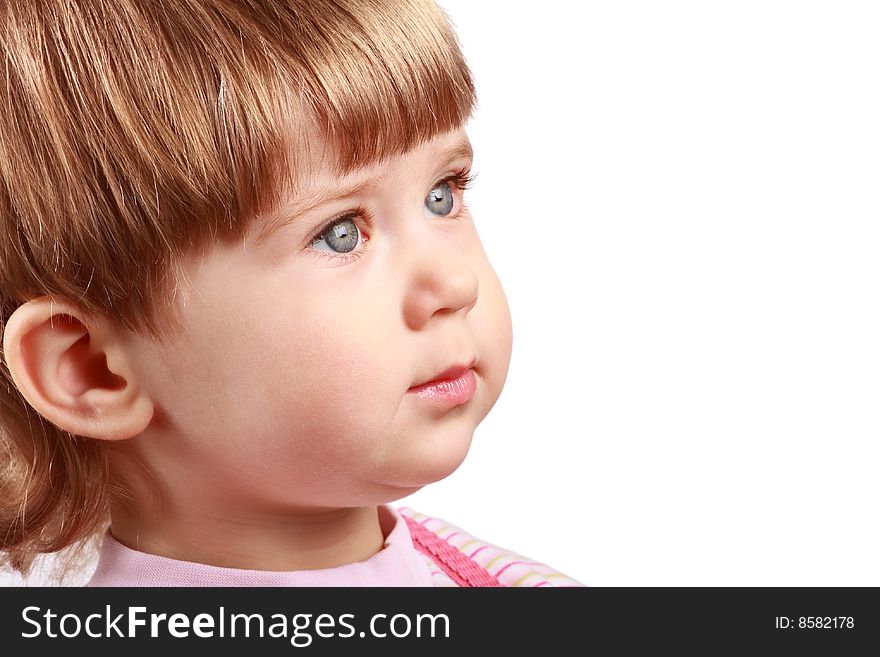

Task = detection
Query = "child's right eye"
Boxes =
[311,216,360,254]
[307,208,371,264]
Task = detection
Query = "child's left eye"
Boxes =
[424,182,455,217]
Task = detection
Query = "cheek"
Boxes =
[244,298,403,453]
[261,296,393,390]
[463,229,513,362]
[473,261,513,371]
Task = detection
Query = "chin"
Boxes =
[383,428,474,492]
[412,435,473,487]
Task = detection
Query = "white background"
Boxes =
[5,1,880,586]
[401,0,880,586]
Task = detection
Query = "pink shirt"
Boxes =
[88,505,584,587]
[88,505,433,587]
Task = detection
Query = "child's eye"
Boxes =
[310,214,363,257]
[424,182,455,217]
[423,166,475,219]
[306,168,473,264]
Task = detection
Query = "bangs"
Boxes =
[296,0,476,171]
[265,0,477,208]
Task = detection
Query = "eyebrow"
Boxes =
[254,136,474,247]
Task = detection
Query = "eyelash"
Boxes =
[306,166,476,265]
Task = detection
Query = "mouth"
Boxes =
[408,358,478,407]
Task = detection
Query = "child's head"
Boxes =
[0,0,512,575]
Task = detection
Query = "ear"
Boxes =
[2,296,155,441]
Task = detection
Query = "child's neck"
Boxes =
[107,503,387,572]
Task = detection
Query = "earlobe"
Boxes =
[2,296,155,441]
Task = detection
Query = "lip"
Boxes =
[410,358,477,389]
[408,359,478,407]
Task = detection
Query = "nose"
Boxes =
[402,233,479,331]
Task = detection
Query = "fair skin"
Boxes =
[3,126,513,571]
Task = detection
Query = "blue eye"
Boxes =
[424,181,455,217]
[311,217,360,254]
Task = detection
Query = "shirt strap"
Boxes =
[403,514,503,587]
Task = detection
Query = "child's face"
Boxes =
[119,127,512,515]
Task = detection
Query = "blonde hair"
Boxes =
[0,0,475,576]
